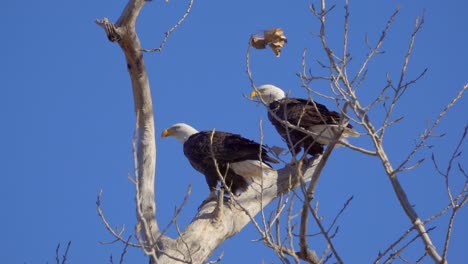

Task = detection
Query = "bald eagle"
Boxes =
[250,84,359,156]
[161,123,279,199]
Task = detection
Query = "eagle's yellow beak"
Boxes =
[250,90,258,100]
[161,129,171,138]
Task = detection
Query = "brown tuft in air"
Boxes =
[250,28,287,57]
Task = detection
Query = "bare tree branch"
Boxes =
[306,2,468,263]
[55,241,72,264]
[382,227,435,264]
[96,0,467,263]
[96,0,190,261]
[433,125,468,262]
[143,0,194,53]
[374,225,415,264]
[327,196,353,234]
[351,7,400,87]
[119,236,132,264]
[380,12,426,140]
[97,1,330,263]
[155,157,322,263]
[96,190,141,248]
[395,83,468,175]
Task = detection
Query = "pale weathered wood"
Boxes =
[156,158,321,264]
[96,0,163,257]
[97,1,322,263]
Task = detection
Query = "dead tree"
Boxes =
[95,1,324,263]
[95,0,467,263]
[245,1,467,263]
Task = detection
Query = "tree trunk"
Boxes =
[97,1,321,263]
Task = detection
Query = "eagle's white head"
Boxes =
[250,84,286,105]
[161,123,199,143]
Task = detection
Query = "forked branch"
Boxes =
[98,2,325,263]
[96,0,165,260]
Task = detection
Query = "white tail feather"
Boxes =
[309,125,359,145]
[230,160,276,184]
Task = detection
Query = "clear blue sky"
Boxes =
[2,0,467,263]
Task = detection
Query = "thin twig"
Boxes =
[175,220,193,263]
[380,13,426,140]
[326,196,353,233]
[298,122,345,263]
[62,241,72,264]
[394,83,468,175]
[342,0,350,79]
[96,190,141,248]
[119,236,132,264]
[206,251,225,264]
[350,7,400,87]
[382,227,435,264]
[374,226,415,263]
[56,243,60,264]
[440,125,468,261]
[156,185,192,244]
[309,203,342,263]
[143,0,195,52]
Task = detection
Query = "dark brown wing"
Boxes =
[269,98,348,128]
[213,132,279,165]
[183,131,278,194]
[268,97,351,156]
[184,131,278,165]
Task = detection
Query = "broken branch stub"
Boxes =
[250,28,287,57]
